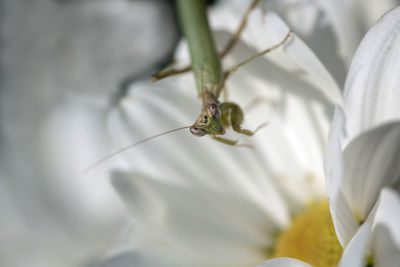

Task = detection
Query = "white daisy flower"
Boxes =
[99,7,341,267]
[97,2,400,267]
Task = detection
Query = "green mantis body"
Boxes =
[176,0,264,146]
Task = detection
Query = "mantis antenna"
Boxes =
[85,125,191,173]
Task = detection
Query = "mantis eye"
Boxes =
[208,103,220,118]
[190,126,207,136]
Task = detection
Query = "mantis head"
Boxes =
[190,103,225,136]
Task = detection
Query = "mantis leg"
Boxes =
[210,134,238,146]
[210,135,254,148]
[151,0,261,82]
[218,0,261,58]
[222,30,292,85]
[151,66,191,82]
[220,102,251,135]
[220,102,268,136]
[232,117,268,136]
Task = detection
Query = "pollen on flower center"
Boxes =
[273,201,343,267]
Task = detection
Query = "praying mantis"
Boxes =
[86,0,291,171]
[173,0,291,146]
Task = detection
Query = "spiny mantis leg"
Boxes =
[209,101,266,147]
[151,0,261,82]
[222,30,292,86]
[220,102,267,136]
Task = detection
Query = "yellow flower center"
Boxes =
[273,201,343,267]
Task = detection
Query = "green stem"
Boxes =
[176,0,222,96]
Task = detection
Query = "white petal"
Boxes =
[112,171,279,266]
[266,0,350,85]
[256,257,311,267]
[336,157,400,267]
[98,250,181,267]
[341,122,400,221]
[343,7,400,145]
[338,222,371,267]
[325,107,359,246]
[316,0,364,65]
[372,188,400,267]
[100,223,197,267]
[329,188,359,247]
[325,107,345,198]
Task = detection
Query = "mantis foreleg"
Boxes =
[220,102,267,136]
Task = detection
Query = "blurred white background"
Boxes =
[0,0,178,266]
